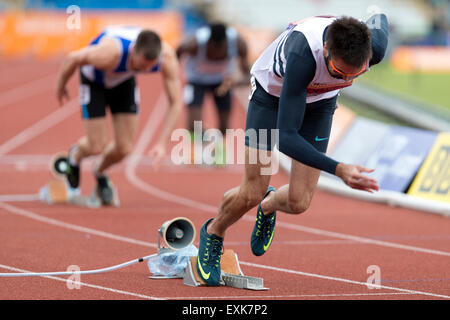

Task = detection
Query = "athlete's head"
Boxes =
[132,30,162,71]
[206,22,228,60]
[209,23,227,44]
[324,16,372,80]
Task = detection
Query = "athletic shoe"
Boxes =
[214,141,226,166]
[95,174,114,206]
[65,146,80,189]
[196,218,223,286]
[251,186,276,256]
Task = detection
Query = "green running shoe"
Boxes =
[66,163,80,189]
[251,186,276,256]
[196,218,224,286]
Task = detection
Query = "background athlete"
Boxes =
[196,14,389,285]
[176,22,250,163]
[56,26,182,205]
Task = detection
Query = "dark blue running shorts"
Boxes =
[245,79,337,152]
[184,82,232,111]
[79,72,139,119]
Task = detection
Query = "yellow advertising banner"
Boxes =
[408,132,450,202]
[0,11,183,59]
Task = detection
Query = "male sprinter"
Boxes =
[56,26,182,205]
[176,22,250,138]
[196,14,389,285]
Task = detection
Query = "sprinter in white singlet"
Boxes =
[176,23,250,136]
[195,14,389,286]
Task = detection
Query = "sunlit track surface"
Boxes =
[0,59,449,300]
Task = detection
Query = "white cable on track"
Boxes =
[0,254,156,277]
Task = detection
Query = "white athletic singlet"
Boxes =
[184,26,239,85]
[251,17,360,103]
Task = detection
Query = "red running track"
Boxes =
[0,58,449,300]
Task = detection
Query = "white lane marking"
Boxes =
[124,94,218,214]
[0,73,57,109]
[0,194,40,202]
[0,201,157,249]
[0,99,78,155]
[160,292,415,300]
[240,261,450,299]
[0,264,162,300]
[276,221,450,257]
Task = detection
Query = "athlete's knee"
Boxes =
[240,186,267,210]
[287,194,312,215]
[243,193,262,210]
[115,142,133,159]
[86,139,108,155]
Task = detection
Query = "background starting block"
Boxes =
[40,151,121,208]
[183,249,268,290]
[38,179,120,208]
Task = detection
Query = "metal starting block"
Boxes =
[183,249,268,291]
[38,179,120,208]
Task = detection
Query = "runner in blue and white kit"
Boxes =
[56,26,182,205]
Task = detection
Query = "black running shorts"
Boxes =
[79,72,139,119]
[245,79,337,152]
[183,82,232,111]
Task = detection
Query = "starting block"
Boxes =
[183,249,268,291]
[39,151,120,208]
[38,179,120,208]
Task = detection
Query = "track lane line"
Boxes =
[159,292,415,299]
[239,261,450,299]
[0,98,78,155]
[1,201,449,299]
[0,73,58,109]
[0,194,40,202]
[276,221,450,257]
[0,264,162,300]
[0,201,157,249]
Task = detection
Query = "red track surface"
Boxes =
[0,58,449,300]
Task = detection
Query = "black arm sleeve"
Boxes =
[277,32,340,174]
[366,13,389,66]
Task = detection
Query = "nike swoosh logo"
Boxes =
[315,136,328,141]
[197,256,210,280]
[263,230,275,251]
